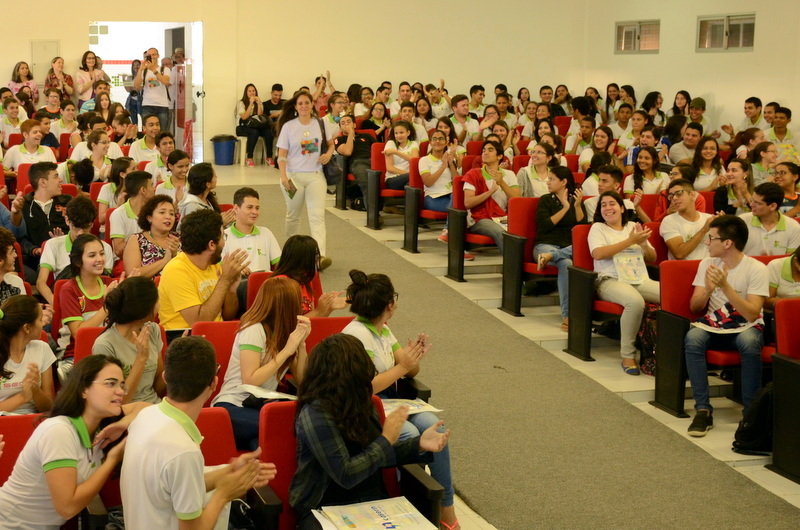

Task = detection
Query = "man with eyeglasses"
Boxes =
[685,214,769,437]
[334,114,375,210]
[659,179,714,260]
[1,119,57,171]
[739,182,800,256]
[669,122,703,165]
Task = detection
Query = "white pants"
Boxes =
[595,276,660,359]
[283,170,327,256]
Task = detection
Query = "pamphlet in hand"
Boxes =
[381,398,443,416]
[315,497,437,529]
[237,384,297,401]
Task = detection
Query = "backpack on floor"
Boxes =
[637,302,660,376]
[732,382,773,455]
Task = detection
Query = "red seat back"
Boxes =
[564,154,579,171]
[58,134,71,161]
[89,181,104,203]
[0,181,7,209]
[137,161,149,171]
[643,222,668,264]
[8,133,22,147]
[460,156,477,176]
[659,260,703,319]
[120,145,130,156]
[220,203,234,212]
[355,129,377,141]
[73,326,105,364]
[370,142,387,190]
[12,242,24,275]
[305,316,353,353]
[52,279,69,341]
[507,197,539,264]
[191,320,240,406]
[247,271,323,308]
[452,175,467,210]
[196,407,241,465]
[571,224,594,270]
[0,414,41,485]
[554,116,571,136]
[698,191,715,214]
[574,172,586,185]
[516,140,529,153]
[16,163,32,194]
[466,141,482,156]
[418,140,429,157]
[775,298,800,359]
[512,155,530,174]
[408,157,423,190]
[639,193,659,220]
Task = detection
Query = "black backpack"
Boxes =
[732,382,773,455]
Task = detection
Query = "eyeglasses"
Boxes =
[707,235,727,242]
[667,189,686,201]
[776,170,790,176]
[431,136,447,142]
[97,140,110,145]
[393,293,399,301]
[216,363,221,375]
[92,379,127,394]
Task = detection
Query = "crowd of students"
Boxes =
[1,71,799,528]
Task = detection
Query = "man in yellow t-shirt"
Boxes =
[158,209,248,339]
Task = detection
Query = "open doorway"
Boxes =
[89,21,204,161]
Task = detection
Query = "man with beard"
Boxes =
[158,209,249,341]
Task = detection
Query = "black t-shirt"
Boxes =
[334,133,374,160]
[263,99,285,122]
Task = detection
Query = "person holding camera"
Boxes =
[134,48,170,133]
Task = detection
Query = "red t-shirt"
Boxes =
[59,276,114,359]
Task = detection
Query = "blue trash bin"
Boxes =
[211,134,238,165]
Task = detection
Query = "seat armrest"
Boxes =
[247,484,282,529]
[397,377,431,402]
[399,464,444,526]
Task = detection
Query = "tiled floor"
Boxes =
[217,164,800,524]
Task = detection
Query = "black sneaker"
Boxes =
[688,410,713,437]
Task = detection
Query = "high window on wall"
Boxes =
[615,20,660,54]
[697,14,755,51]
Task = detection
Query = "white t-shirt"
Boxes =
[212,323,287,408]
[40,233,115,278]
[140,68,170,107]
[1,144,57,170]
[97,182,120,206]
[451,116,480,146]
[581,174,599,197]
[128,137,159,165]
[412,122,428,142]
[692,256,769,332]
[155,176,184,202]
[588,222,642,277]
[578,147,598,172]
[122,400,228,530]
[418,154,453,198]
[740,212,800,256]
[221,224,281,273]
[431,99,452,119]
[564,136,590,156]
[768,256,800,299]
[622,173,669,195]
[144,156,170,185]
[694,166,725,191]
[384,140,419,179]
[109,201,141,242]
[462,168,518,226]
[276,118,324,173]
[659,212,712,260]
[584,196,635,222]
[70,140,124,162]
[342,317,398,375]
[0,340,55,414]
[0,415,105,528]
[523,166,550,198]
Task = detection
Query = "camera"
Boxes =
[144,54,152,63]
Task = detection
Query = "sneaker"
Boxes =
[350,197,366,211]
[318,256,333,271]
[266,157,273,166]
[463,251,474,261]
[383,205,403,215]
[246,158,255,167]
[687,410,713,437]
[438,230,449,243]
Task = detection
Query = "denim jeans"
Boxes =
[214,402,261,451]
[534,244,573,318]
[684,326,763,413]
[398,411,454,507]
[424,194,451,228]
[469,219,506,252]
[141,105,169,133]
[350,158,370,199]
[236,125,274,158]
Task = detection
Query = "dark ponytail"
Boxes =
[0,296,41,379]
[346,269,395,320]
[104,276,159,328]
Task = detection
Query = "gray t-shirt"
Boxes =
[92,322,162,404]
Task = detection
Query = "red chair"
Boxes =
[51,279,69,341]
[512,155,531,174]
[564,224,625,361]
[354,129,377,141]
[305,316,353,352]
[89,181,104,203]
[0,414,40,485]
[775,298,800,359]
[643,222,669,265]
[12,242,24,275]
[365,142,405,230]
[196,407,244,464]
[0,182,7,209]
[67,146,74,159]
[7,133,22,147]
[500,197,560,315]
[554,116,572,137]
[16,163,32,195]
[652,258,780,417]
[698,191,715,214]
[220,203,234,212]
[564,154,579,172]
[58,133,72,161]
[23,281,32,295]
[48,146,58,160]
[638,193,659,220]
[73,326,105,364]
[104,208,116,244]
[466,141,483,156]
[22,183,78,197]
[247,271,323,307]
[137,161,149,171]
[191,320,240,406]
[402,158,449,253]
[257,398,443,530]
[516,140,530,153]
[418,140,429,157]
[574,172,586,185]
[445,174,498,282]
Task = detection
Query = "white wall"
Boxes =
[2,1,797,162]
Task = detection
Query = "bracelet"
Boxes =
[277,156,287,162]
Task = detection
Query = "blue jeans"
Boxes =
[684,326,763,413]
[385,173,409,190]
[423,194,451,228]
[399,411,454,507]
[214,402,261,451]
[534,244,573,318]
[469,219,506,252]
[236,125,273,158]
[141,105,170,133]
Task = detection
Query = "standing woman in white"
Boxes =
[276,91,334,270]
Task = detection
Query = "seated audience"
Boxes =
[143,131,175,184]
[223,187,281,273]
[588,191,660,375]
[420,130,458,240]
[155,150,191,204]
[20,162,70,278]
[123,194,179,278]
[383,120,419,191]
[740,182,800,256]
[773,162,800,216]
[608,103,632,140]
[765,247,800,310]
[34,111,60,149]
[70,114,124,160]
[109,171,155,258]
[38,88,62,120]
[334,114,375,209]
[653,164,707,222]
[0,354,148,528]
[584,165,642,222]
[659,179,714,260]
[730,127,765,161]
[750,141,777,186]
[766,107,797,160]
[49,99,77,140]
[236,83,274,167]
[358,102,391,140]
[714,158,754,215]
[213,276,310,450]
[98,157,135,228]
[623,126,668,173]
[84,129,112,182]
[342,270,457,529]
[449,94,480,146]
[179,163,234,228]
[623,146,669,197]
[721,96,768,137]
[565,116,594,156]
[684,215,769,436]
[92,276,165,404]
[0,98,23,148]
[128,114,161,164]
[0,294,54,414]
[520,142,558,198]
[669,122,703,165]
[691,136,726,191]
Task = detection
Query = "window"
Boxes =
[697,14,755,51]
[615,21,660,54]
